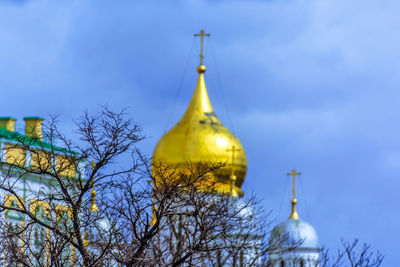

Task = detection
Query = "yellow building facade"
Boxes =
[0,117,79,266]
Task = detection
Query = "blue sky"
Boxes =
[0,0,398,264]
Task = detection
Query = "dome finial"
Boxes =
[89,161,99,212]
[287,169,301,219]
[194,30,210,70]
[89,188,99,212]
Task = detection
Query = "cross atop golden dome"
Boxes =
[152,31,247,197]
[194,30,210,66]
[287,169,301,219]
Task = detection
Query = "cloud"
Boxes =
[0,0,399,264]
[0,0,29,5]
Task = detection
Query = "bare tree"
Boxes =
[319,239,383,267]
[0,108,143,266]
[0,107,271,266]
[0,108,385,267]
[101,162,269,266]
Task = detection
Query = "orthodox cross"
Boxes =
[287,169,301,200]
[194,30,210,65]
[227,145,241,193]
[226,145,241,179]
[226,145,241,167]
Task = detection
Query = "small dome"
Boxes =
[152,65,247,196]
[270,218,319,249]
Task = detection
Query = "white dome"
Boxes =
[270,218,319,249]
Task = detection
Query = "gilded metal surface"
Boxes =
[287,169,301,219]
[89,161,99,212]
[289,198,299,220]
[152,65,247,196]
[194,30,210,66]
[89,189,99,212]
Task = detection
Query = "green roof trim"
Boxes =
[23,116,44,120]
[0,117,17,120]
[0,127,77,155]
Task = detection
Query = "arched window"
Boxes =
[300,258,305,267]
[280,260,285,267]
[32,226,46,266]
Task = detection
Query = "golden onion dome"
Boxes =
[152,64,247,197]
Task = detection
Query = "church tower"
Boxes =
[268,170,320,267]
[150,31,264,267]
[152,30,247,197]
